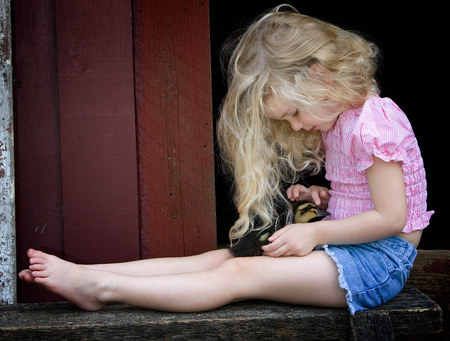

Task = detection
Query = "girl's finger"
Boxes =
[262,239,280,252]
[268,224,291,242]
[287,187,295,200]
[310,191,321,206]
[319,189,330,200]
[263,243,288,257]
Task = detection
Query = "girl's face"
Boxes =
[265,95,340,132]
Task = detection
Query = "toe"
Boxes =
[29,264,46,271]
[32,270,49,278]
[18,269,35,283]
[29,256,45,265]
[28,249,49,260]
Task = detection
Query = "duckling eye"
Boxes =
[299,203,316,214]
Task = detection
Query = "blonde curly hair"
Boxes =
[217,5,380,243]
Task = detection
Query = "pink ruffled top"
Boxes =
[322,96,433,233]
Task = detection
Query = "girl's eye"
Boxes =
[293,109,299,116]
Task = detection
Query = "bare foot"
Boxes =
[19,249,109,311]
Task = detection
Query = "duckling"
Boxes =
[294,201,330,223]
[229,201,329,257]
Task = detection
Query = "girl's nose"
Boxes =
[289,119,303,131]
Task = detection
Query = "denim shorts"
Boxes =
[319,236,417,315]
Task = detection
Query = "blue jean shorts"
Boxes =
[320,236,417,315]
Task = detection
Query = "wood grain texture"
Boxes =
[12,0,64,302]
[0,0,15,305]
[13,0,217,303]
[134,0,216,258]
[0,286,442,340]
[55,0,139,263]
[409,250,450,305]
[409,249,450,341]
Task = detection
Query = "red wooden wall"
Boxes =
[13,0,216,302]
[134,0,216,258]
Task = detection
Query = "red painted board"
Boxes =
[134,0,216,258]
[13,0,64,302]
[55,0,139,263]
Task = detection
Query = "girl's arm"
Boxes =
[262,157,407,257]
[314,156,407,245]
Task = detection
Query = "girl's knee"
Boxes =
[194,249,233,269]
[213,257,262,301]
[217,257,257,279]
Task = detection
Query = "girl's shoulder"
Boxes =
[325,95,417,159]
[343,96,418,171]
[337,96,414,136]
[345,96,408,122]
[362,96,407,118]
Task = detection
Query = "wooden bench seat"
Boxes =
[0,285,442,340]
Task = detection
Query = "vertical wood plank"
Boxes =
[134,0,216,258]
[0,0,16,305]
[55,0,139,263]
[12,0,64,302]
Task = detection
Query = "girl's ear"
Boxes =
[309,63,324,74]
[309,63,332,85]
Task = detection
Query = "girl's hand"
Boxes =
[286,185,330,210]
[261,223,319,257]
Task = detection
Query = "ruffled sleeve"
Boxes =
[350,97,419,173]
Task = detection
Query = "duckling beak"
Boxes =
[316,208,330,218]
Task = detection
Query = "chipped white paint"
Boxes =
[0,0,16,305]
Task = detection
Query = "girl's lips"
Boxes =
[311,126,317,131]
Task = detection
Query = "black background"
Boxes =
[210,1,447,249]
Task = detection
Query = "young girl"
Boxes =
[19,5,433,315]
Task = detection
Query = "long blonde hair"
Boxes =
[217,5,379,242]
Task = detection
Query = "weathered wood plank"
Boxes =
[0,0,16,305]
[133,0,216,258]
[12,0,64,303]
[0,286,442,340]
[0,301,348,340]
[55,0,139,263]
[409,250,450,305]
[408,249,450,341]
[350,312,394,341]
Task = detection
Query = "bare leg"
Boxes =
[83,249,233,276]
[19,249,347,312]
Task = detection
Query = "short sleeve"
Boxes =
[351,98,418,173]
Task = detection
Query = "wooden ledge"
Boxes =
[0,286,442,340]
